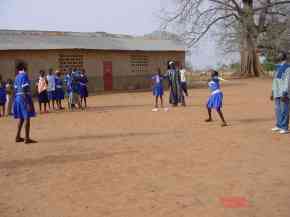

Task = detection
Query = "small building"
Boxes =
[0,30,186,92]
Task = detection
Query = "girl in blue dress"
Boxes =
[0,74,6,117]
[55,71,65,110]
[205,70,227,127]
[152,68,164,111]
[79,69,88,108]
[13,63,37,143]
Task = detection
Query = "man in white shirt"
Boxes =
[47,68,56,110]
[271,52,290,134]
[179,65,188,97]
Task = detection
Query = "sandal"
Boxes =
[15,137,25,143]
[25,139,38,144]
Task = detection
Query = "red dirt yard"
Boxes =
[0,78,290,217]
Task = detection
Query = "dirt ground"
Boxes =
[0,78,290,217]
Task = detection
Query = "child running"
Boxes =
[0,74,6,117]
[205,70,227,127]
[152,68,165,112]
[79,69,88,108]
[37,70,48,113]
[13,63,37,144]
[55,71,65,110]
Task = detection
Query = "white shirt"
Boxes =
[180,69,186,82]
[47,74,56,91]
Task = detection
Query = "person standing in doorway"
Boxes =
[271,52,290,134]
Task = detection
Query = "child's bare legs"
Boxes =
[56,100,60,110]
[39,102,42,113]
[44,102,47,113]
[81,97,87,108]
[2,105,5,117]
[16,119,24,142]
[24,118,37,143]
[58,100,64,110]
[84,97,87,108]
[25,119,30,140]
[52,99,55,110]
[205,107,212,122]
[217,108,227,126]
[155,96,158,108]
[77,101,82,110]
[0,105,5,116]
[160,96,164,108]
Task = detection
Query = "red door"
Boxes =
[103,61,113,91]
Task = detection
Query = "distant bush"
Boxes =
[262,61,275,71]
[229,63,241,72]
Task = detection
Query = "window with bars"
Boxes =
[131,55,148,74]
[59,54,83,73]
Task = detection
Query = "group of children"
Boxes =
[0,66,89,143]
[151,61,227,127]
[36,68,89,113]
[6,53,290,144]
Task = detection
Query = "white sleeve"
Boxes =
[285,68,290,96]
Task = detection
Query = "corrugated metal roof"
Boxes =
[0,30,186,52]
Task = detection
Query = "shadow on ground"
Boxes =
[0,150,138,170]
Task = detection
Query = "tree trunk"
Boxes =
[240,0,264,77]
[240,35,263,77]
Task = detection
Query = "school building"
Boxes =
[0,30,186,92]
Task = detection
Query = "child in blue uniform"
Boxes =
[205,70,227,127]
[152,68,164,111]
[0,74,6,117]
[13,63,37,143]
[55,71,65,110]
[79,69,88,108]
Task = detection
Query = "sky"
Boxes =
[0,0,236,69]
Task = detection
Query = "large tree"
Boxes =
[162,0,290,76]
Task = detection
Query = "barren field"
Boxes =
[0,78,290,217]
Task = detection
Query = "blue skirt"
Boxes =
[47,90,56,100]
[79,86,88,98]
[0,93,6,105]
[55,88,65,100]
[153,84,164,97]
[207,92,223,109]
[13,95,36,119]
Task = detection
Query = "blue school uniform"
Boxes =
[152,75,164,97]
[0,81,6,105]
[55,76,65,100]
[79,74,88,98]
[13,71,36,119]
[207,76,223,110]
